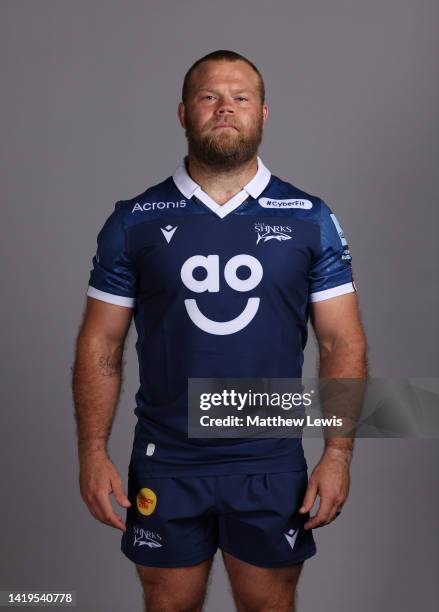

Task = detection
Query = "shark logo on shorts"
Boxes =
[133,526,163,548]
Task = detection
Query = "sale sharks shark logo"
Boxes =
[133,526,163,549]
[254,222,293,244]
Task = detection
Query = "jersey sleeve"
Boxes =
[308,199,357,302]
[86,202,138,307]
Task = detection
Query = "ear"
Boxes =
[262,103,269,124]
[178,102,186,128]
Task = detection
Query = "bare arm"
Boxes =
[72,296,133,452]
[72,296,134,530]
[299,292,368,529]
[311,291,368,459]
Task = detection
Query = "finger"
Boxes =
[327,506,343,523]
[299,479,318,514]
[93,489,128,531]
[87,498,125,531]
[303,496,334,530]
[110,475,131,509]
[87,500,100,521]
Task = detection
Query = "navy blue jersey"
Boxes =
[86,157,356,476]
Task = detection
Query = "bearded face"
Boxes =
[180,60,267,171]
[184,107,264,170]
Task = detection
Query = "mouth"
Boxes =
[213,124,238,130]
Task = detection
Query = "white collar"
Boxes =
[172,155,271,219]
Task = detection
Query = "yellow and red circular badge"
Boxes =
[136,487,157,516]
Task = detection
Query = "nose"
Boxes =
[214,97,235,115]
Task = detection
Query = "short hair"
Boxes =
[181,50,265,104]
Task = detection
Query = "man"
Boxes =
[73,50,367,611]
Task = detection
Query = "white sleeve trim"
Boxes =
[309,281,355,303]
[86,285,135,307]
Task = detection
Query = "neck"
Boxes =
[185,154,258,205]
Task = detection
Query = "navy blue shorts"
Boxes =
[121,468,317,568]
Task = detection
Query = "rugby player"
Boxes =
[72,49,367,611]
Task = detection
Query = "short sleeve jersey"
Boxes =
[86,157,356,476]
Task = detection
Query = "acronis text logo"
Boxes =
[132,200,186,213]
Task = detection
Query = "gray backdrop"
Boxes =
[1,0,438,610]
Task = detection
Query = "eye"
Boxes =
[202,95,216,100]
[235,97,248,102]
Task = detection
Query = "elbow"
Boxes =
[320,331,368,361]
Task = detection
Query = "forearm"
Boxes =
[72,333,124,456]
[318,336,368,460]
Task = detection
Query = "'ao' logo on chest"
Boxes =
[180,254,263,335]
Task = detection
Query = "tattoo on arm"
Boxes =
[98,355,122,377]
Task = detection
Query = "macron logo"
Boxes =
[284,528,299,550]
[259,198,313,209]
[161,225,178,244]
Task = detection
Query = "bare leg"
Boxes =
[135,556,214,612]
[222,551,304,612]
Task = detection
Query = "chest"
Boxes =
[127,214,319,298]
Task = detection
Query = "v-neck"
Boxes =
[172,155,272,219]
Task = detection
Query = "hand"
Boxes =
[79,449,131,532]
[299,448,350,529]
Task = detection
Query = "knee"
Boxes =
[150,594,204,612]
[235,597,295,612]
[135,560,211,612]
[169,592,205,612]
[139,578,205,612]
[233,579,297,612]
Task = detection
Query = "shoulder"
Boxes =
[116,175,185,219]
[261,173,327,220]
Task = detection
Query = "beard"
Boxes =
[184,112,264,171]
